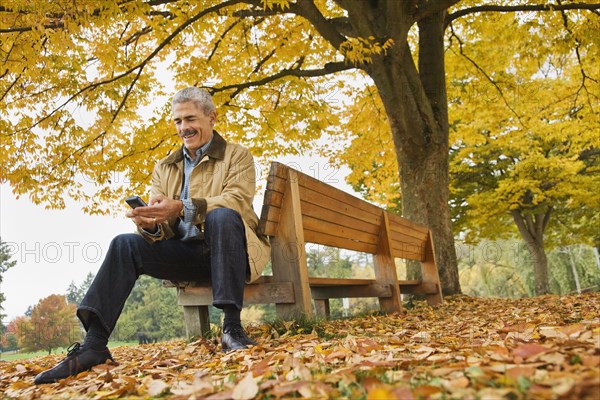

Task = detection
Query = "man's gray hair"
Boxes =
[172,87,215,115]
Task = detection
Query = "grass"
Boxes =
[0,341,137,362]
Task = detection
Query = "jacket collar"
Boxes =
[164,131,226,165]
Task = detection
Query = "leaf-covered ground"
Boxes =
[2,294,599,399]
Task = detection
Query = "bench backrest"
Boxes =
[258,162,429,262]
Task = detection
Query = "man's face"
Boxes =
[173,101,216,154]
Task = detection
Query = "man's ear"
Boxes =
[210,111,217,126]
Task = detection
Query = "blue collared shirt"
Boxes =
[177,137,213,241]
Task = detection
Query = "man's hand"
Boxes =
[128,215,158,231]
[126,194,183,227]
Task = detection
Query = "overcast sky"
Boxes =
[1,184,133,322]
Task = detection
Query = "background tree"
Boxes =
[307,246,353,279]
[458,240,600,297]
[65,282,79,305]
[2,1,599,295]
[18,294,79,354]
[2,318,23,352]
[0,238,17,321]
[458,239,534,297]
[549,245,600,294]
[66,272,95,305]
[334,2,599,295]
[1,324,19,352]
[24,305,32,317]
[447,9,599,295]
[11,315,33,352]
[116,276,184,342]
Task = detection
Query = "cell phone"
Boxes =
[125,196,148,208]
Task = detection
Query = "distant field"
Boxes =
[0,341,136,362]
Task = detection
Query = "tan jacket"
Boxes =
[138,131,270,282]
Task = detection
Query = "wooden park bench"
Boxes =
[169,162,443,338]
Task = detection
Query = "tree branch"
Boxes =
[233,3,356,37]
[124,26,153,46]
[0,22,64,33]
[0,0,176,34]
[10,0,245,136]
[446,3,600,25]
[112,68,144,125]
[207,19,245,62]
[253,47,277,74]
[448,24,527,129]
[524,213,536,239]
[554,0,598,112]
[209,61,354,96]
[578,147,600,160]
[416,0,461,21]
[0,75,20,104]
[294,0,347,50]
[511,209,536,244]
[233,7,292,18]
[50,66,144,175]
[542,207,553,232]
[330,17,356,37]
[144,0,180,5]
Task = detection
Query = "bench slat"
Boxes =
[262,201,381,237]
[299,185,382,226]
[308,277,376,286]
[309,277,423,286]
[263,213,427,260]
[311,284,392,300]
[295,170,382,218]
[389,224,429,244]
[264,176,382,227]
[389,226,429,243]
[390,237,425,260]
[387,212,429,235]
[392,248,423,261]
[302,215,379,246]
[304,228,379,254]
[177,282,296,305]
[300,199,381,235]
[399,282,439,295]
[265,163,382,214]
[263,218,381,253]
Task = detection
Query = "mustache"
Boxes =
[180,129,197,138]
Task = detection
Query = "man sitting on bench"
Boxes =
[34,87,271,384]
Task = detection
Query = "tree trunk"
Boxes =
[364,10,460,294]
[526,239,550,295]
[511,209,551,295]
[321,1,460,294]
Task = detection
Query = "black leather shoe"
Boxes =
[34,343,114,384]
[221,326,257,352]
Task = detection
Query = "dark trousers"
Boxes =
[77,208,248,334]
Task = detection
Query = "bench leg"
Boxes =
[183,305,210,338]
[270,170,313,320]
[374,213,402,313]
[314,299,330,319]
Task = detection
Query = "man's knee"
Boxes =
[109,233,144,252]
[205,208,242,225]
[111,233,140,244]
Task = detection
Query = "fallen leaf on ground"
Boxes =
[1,293,599,399]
